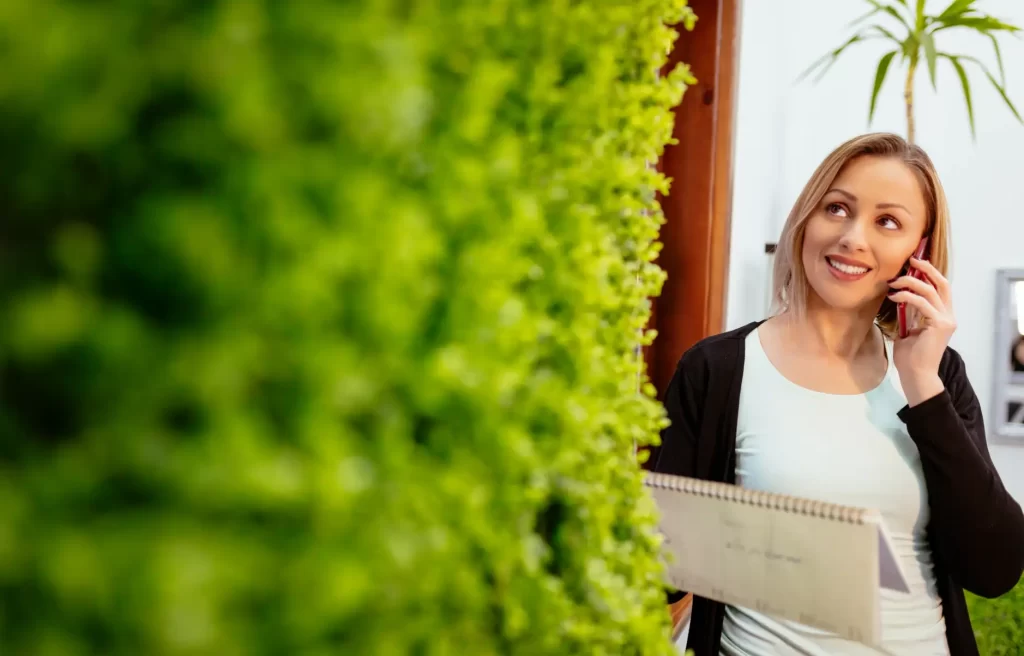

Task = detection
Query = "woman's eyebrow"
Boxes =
[877,201,910,212]
[826,188,909,213]
[827,188,857,202]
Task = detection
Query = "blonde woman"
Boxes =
[655,133,1024,655]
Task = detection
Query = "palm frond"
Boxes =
[936,0,978,23]
[957,54,1024,123]
[870,24,908,47]
[849,6,884,27]
[869,50,900,123]
[932,15,1021,33]
[801,0,1023,141]
[798,32,882,83]
[865,0,913,31]
[982,69,1023,124]
[983,30,1007,85]
[919,32,937,89]
[939,53,976,137]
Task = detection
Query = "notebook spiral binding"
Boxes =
[644,472,868,525]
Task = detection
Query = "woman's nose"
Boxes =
[837,218,869,251]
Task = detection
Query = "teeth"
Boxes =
[827,257,868,275]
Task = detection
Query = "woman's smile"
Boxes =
[825,254,872,281]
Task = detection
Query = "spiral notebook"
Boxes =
[645,472,910,647]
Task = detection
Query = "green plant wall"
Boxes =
[0,1,696,654]
[967,580,1024,655]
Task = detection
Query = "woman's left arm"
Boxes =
[891,258,1024,598]
[897,353,1024,597]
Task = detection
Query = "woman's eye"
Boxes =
[878,216,900,230]
[826,203,847,217]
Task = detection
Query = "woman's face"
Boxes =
[801,155,929,314]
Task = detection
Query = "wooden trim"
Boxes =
[646,0,741,398]
[707,0,740,336]
[670,594,694,641]
[643,3,741,639]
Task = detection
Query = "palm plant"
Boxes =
[800,0,1022,143]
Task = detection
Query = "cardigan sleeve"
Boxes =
[652,354,704,479]
[897,348,1024,598]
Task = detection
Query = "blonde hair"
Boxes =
[771,132,950,336]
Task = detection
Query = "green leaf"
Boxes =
[934,15,1021,32]
[985,30,1007,85]
[936,0,977,22]
[870,24,905,45]
[869,50,900,123]
[798,33,870,83]
[959,54,1024,124]
[921,31,938,89]
[983,69,1024,124]
[941,54,976,138]
[849,6,883,27]
[865,0,913,30]
[915,0,927,31]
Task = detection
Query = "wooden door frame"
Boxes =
[646,2,742,637]
[646,0,741,399]
[645,0,741,638]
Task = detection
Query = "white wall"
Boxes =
[726,0,1024,498]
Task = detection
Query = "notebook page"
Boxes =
[652,485,883,646]
[878,523,910,593]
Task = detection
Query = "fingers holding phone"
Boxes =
[890,257,953,335]
[888,252,956,401]
[895,238,931,338]
[892,265,942,319]
[907,256,953,310]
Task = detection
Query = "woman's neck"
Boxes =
[775,304,880,361]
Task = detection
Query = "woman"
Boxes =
[655,133,1024,655]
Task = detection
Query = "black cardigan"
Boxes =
[652,321,1024,655]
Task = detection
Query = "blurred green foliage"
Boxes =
[967,579,1024,655]
[0,1,695,654]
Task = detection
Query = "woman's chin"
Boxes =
[809,286,879,313]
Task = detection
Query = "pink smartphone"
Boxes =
[897,237,931,339]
